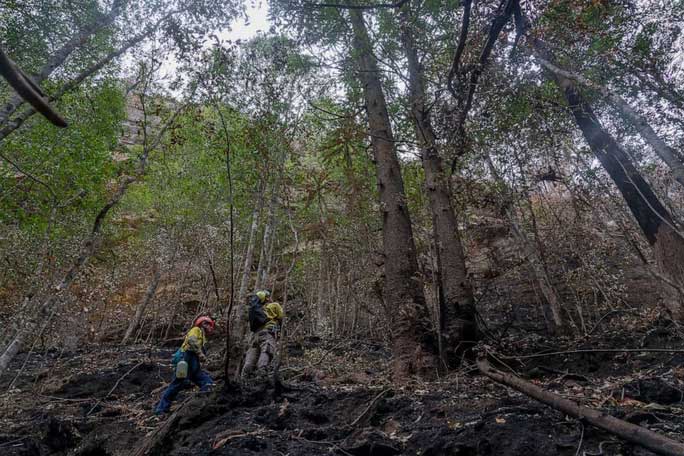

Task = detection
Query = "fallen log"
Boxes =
[477,358,684,456]
[501,348,684,360]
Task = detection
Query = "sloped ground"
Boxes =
[0,323,683,456]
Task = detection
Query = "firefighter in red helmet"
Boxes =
[155,316,215,414]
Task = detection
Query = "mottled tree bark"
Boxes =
[399,11,476,367]
[349,9,438,379]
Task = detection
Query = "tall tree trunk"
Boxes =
[349,9,438,379]
[232,185,268,381]
[235,186,265,332]
[121,267,161,345]
[546,58,684,321]
[531,51,684,188]
[400,9,477,368]
[263,229,277,289]
[315,249,328,333]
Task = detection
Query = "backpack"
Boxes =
[248,294,268,332]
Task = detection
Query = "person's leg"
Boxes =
[256,330,276,369]
[185,351,214,391]
[193,369,214,391]
[155,377,186,414]
[241,334,259,377]
[186,351,200,376]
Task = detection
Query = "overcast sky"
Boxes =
[153,1,271,91]
[224,1,271,41]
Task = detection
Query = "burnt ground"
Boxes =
[0,324,683,456]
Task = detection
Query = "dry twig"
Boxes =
[349,388,390,427]
[86,361,144,417]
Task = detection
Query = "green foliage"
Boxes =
[1,0,682,344]
[0,81,126,232]
[119,105,260,236]
[0,0,106,74]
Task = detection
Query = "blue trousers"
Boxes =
[155,351,213,414]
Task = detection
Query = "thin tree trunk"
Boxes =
[232,186,266,381]
[278,189,298,368]
[514,149,568,333]
[484,155,566,333]
[0,0,126,126]
[349,9,438,379]
[263,226,278,290]
[237,186,265,306]
[351,271,359,336]
[448,0,516,172]
[400,8,477,368]
[543,49,684,321]
[316,251,327,334]
[254,186,277,290]
[511,216,565,331]
[334,260,342,337]
[0,7,186,145]
[121,267,161,345]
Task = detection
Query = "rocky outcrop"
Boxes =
[464,209,661,332]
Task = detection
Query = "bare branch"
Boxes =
[446,0,472,100]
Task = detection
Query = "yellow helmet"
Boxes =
[255,290,270,302]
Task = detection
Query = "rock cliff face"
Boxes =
[120,92,146,147]
[111,91,162,160]
[464,208,662,333]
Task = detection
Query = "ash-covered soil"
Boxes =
[1,326,683,456]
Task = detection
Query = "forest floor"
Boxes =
[1,319,683,456]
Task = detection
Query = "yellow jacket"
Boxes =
[180,326,206,353]
[261,302,284,330]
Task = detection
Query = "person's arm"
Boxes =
[274,303,284,322]
[267,303,284,327]
[184,327,203,353]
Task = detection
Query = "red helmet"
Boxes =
[194,316,215,332]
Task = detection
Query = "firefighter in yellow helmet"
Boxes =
[241,290,284,378]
